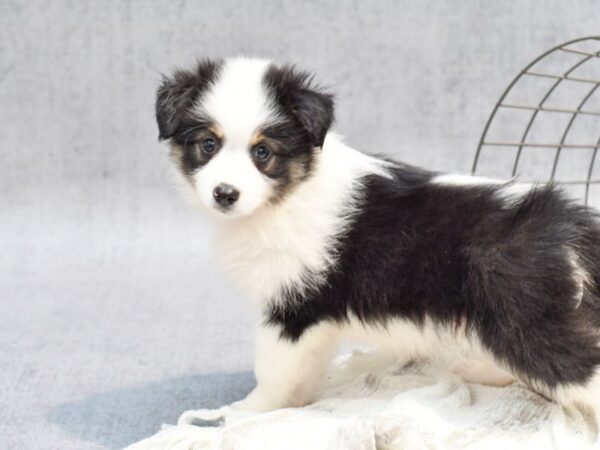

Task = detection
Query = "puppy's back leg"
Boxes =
[451,357,516,387]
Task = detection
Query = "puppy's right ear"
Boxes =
[155,59,222,141]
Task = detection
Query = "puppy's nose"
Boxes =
[213,183,240,207]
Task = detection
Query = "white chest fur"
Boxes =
[214,136,389,305]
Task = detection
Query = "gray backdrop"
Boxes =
[2,1,600,449]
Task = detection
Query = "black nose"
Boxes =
[213,183,240,207]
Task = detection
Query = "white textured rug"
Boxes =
[126,351,599,450]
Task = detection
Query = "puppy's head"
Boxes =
[155,58,334,218]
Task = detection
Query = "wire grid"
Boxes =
[472,36,600,206]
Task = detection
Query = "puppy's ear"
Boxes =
[155,59,222,141]
[265,65,334,148]
[292,88,334,148]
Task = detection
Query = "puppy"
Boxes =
[155,57,600,423]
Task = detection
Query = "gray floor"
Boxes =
[2,1,600,449]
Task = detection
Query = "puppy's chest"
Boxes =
[215,220,337,304]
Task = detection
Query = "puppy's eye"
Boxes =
[254,145,271,162]
[201,137,217,154]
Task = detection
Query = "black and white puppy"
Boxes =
[155,57,600,423]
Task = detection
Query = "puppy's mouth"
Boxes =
[214,203,236,214]
[210,200,247,219]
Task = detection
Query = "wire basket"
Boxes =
[472,36,600,207]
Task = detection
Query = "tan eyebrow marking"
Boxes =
[250,132,286,155]
[209,124,224,140]
[250,131,266,147]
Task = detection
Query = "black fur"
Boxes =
[154,58,600,399]
[267,166,600,390]
[255,121,315,199]
[155,59,223,141]
[156,60,334,201]
[263,64,334,148]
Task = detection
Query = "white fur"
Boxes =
[567,248,592,309]
[214,134,389,304]
[250,323,339,409]
[548,369,600,418]
[176,133,395,425]
[187,57,391,304]
[343,314,455,361]
[198,57,276,142]
[186,153,529,423]
[178,315,517,425]
[193,145,275,218]
[343,314,515,385]
[431,173,533,204]
[450,358,516,387]
[430,174,507,187]
[179,322,339,424]
[191,57,280,217]
[171,59,600,427]
[499,182,535,203]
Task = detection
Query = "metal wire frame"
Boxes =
[472,36,600,204]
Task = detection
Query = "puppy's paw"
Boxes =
[177,406,231,426]
[177,390,275,427]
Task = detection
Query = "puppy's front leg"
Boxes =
[178,322,338,424]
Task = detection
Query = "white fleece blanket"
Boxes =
[126,351,600,450]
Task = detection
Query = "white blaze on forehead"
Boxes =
[190,58,279,218]
[199,57,276,145]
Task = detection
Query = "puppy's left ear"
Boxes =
[291,87,334,148]
[266,65,334,148]
[155,59,222,141]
